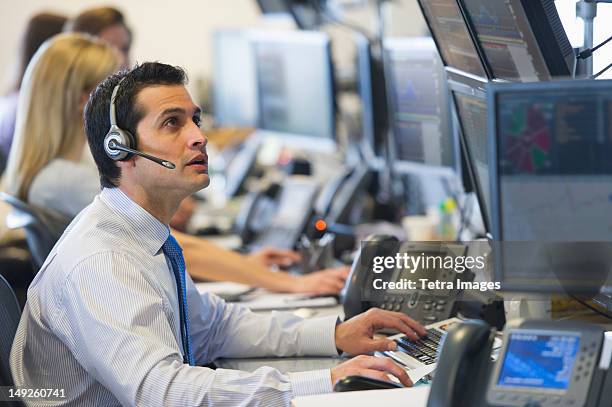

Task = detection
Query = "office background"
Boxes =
[0,1,429,101]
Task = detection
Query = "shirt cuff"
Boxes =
[289,369,333,398]
[298,314,339,356]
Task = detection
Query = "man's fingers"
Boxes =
[369,338,398,352]
[357,370,398,385]
[372,314,419,340]
[358,357,413,387]
[394,312,427,336]
[376,358,413,387]
[369,309,426,339]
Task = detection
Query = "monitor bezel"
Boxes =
[447,68,491,233]
[456,0,574,81]
[416,0,493,80]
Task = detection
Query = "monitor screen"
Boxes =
[497,331,580,391]
[449,72,490,231]
[490,80,612,293]
[458,0,573,81]
[494,83,612,240]
[385,37,456,169]
[212,30,257,126]
[252,31,335,140]
[356,34,387,159]
[417,0,489,78]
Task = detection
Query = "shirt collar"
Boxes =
[100,187,169,255]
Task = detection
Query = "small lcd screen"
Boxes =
[497,332,580,390]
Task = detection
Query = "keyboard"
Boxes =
[382,317,461,370]
[394,327,444,365]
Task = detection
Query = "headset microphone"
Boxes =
[103,77,176,170]
[107,139,176,169]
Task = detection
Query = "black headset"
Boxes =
[103,77,176,169]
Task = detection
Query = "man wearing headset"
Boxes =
[10,63,425,406]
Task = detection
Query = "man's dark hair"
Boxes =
[84,62,187,188]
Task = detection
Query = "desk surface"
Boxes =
[216,356,345,373]
[291,385,431,407]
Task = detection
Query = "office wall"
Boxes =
[0,1,427,103]
[0,0,262,100]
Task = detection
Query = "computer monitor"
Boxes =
[251,30,335,143]
[355,34,388,160]
[211,29,258,127]
[416,0,490,79]
[384,37,457,172]
[457,0,574,81]
[447,70,490,232]
[489,79,612,294]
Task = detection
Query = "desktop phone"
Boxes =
[427,319,496,407]
[486,320,606,407]
[342,237,471,325]
[235,176,319,251]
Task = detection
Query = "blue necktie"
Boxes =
[162,234,195,366]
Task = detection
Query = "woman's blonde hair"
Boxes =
[3,33,119,201]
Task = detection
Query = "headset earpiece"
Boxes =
[104,128,131,161]
[104,78,135,162]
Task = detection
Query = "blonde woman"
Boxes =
[4,33,119,215]
[3,33,348,294]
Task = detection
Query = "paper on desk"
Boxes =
[291,385,430,407]
[238,292,337,311]
[196,283,338,310]
[407,363,437,384]
[195,281,253,297]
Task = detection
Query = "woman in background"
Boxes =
[0,12,67,170]
[3,33,348,294]
[64,6,132,68]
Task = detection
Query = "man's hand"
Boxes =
[335,308,427,355]
[247,247,301,268]
[292,267,349,295]
[330,355,413,387]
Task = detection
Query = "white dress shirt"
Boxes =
[11,187,339,406]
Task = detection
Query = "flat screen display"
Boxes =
[497,332,580,390]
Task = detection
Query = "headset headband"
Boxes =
[109,77,126,127]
